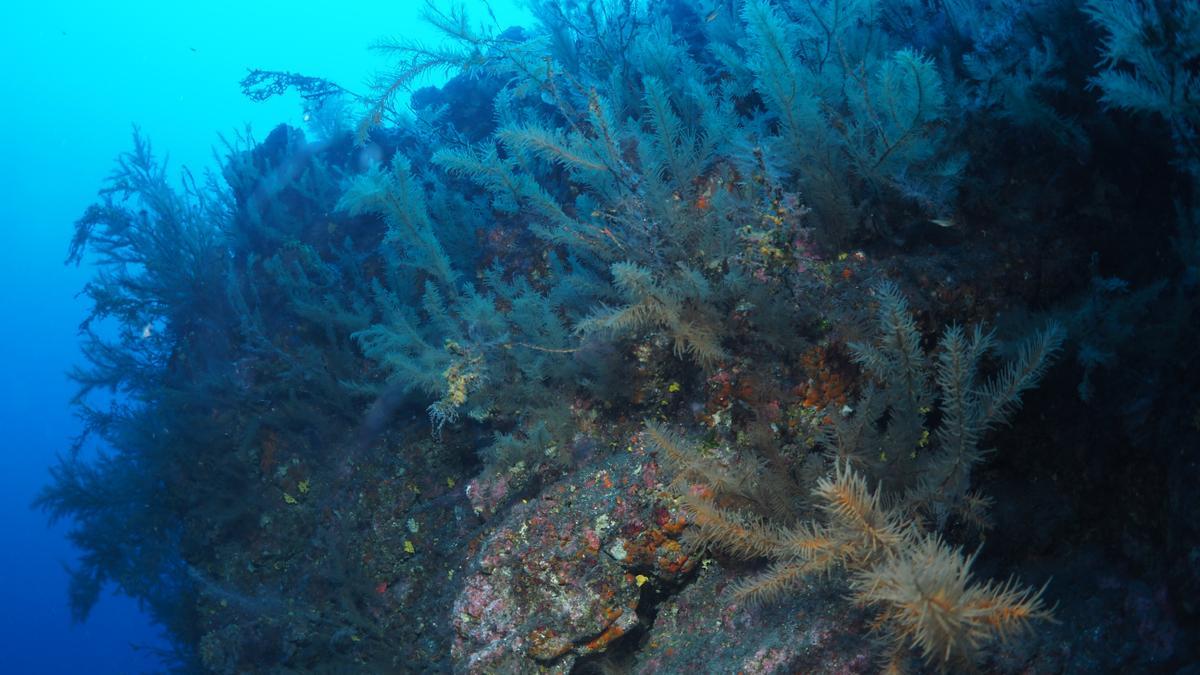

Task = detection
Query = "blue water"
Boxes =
[0,2,528,671]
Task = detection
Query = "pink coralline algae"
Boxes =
[450,436,695,672]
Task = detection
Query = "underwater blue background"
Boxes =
[0,2,528,671]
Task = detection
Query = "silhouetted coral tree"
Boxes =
[41,130,237,663]
[40,125,413,670]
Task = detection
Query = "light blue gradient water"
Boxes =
[0,2,529,670]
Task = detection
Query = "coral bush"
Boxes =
[1085,0,1200,173]
[653,283,1062,671]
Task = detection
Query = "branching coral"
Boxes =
[1085,0,1200,171]
[655,284,1060,671]
[826,282,1065,524]
[855,534,1052,669]
[577,262,731,368]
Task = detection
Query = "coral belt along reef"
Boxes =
[40,0,1200,673]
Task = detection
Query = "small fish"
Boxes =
[930,217,956,228]
[706,10,719,22]
[141,323,153,339]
